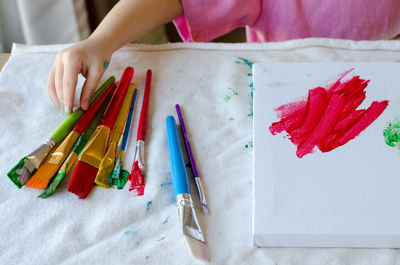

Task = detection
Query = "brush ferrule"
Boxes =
[46,131,80,165]
[133,140,145,171]
[80,125,110,168]
[95,140,118,188]
[25,138,57,172]
[194,178,207,209]
[176,193,205,243]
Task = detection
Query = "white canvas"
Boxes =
[253,62,400,248]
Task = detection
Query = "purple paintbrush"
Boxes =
[175,104,208,213]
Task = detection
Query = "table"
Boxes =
[1,41,400,265]
[0,53,10,71]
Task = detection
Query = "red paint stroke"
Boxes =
[269,69,389,158]
[128,161,145,196]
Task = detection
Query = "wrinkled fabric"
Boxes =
[174,0,400,42]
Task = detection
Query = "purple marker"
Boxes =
[175,104,208,213]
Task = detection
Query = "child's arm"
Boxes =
[47,0,182,113]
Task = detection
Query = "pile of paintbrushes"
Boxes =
[7,67,153,199]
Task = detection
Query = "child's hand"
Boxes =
[47,39,110,114]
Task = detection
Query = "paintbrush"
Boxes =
[94,84,136,188]
[7,76,115,188]
[110,89,138,189]
[39,104,107,198]
[166,116,209,261]
[25,81,115,189]
[128,69,152,196]
[68,67,134,199]
[175,104,208,213]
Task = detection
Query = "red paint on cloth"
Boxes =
[269,70,389,158]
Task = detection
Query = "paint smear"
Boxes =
[163,216,169,224]
[269,69,389,158]
[146,201,152,212]
[383,119,400,148]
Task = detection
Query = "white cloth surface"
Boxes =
[1,39,400,265]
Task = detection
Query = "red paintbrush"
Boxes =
[68,67,134,199]
[128,69,152,196]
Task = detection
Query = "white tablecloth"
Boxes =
[1,40,400,265]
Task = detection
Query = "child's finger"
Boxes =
[55,62,65,113]
[62,61,80,114]
[80,67,103,110]
[46,65,60,109]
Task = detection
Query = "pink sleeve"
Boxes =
[173,0,261,42]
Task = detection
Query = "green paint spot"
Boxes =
[383,120,400,148]
[224,87,239,102]
[245,141,253,149]
[229,117,234,121]
[103,60,110,68]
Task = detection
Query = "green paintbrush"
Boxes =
[39,103,107,198]
[7,76,115,188]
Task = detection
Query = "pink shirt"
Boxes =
[173,0,400,42]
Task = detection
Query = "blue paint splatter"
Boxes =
[236,57,255,118]
[146,201,152,212]
[146,256,150,259]
[160,182,172,188]
[136,241,141,246]
[157,236,166,242]
[236,57,254,68]
[124,230,137,236]
[163,216,169,224]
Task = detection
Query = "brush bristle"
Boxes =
[68,161,98,199]
[19,166,33,185]
[26,163,59,189]
[128,165,145,196]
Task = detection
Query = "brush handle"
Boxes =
[51,76,115,143]
[175,104,200,180]
[72,103,107,155]
[166,116,190,197]
[121,89,138,151]
[73,82,115,135]
[101,67,134,128]
[110,85,135,143]
[137,69,152,141]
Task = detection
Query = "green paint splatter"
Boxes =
[229,117,234,121]
[245,141,253,149]
[224,87,239,102]
[384,120,400,148]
